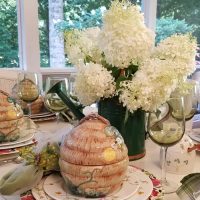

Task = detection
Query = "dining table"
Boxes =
[0,119,200,200]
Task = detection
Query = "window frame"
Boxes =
[1,0,158,74]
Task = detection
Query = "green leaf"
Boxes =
[116,76,127,90]
[125,64,138,77]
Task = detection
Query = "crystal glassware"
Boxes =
[43,76,68,122]
[171,79,199,134]
[147,97,185,194]
[17,72,40,117]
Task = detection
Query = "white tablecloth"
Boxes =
[38,121,200,200]
[1,121,200,200]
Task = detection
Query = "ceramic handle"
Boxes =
[79,113,110,125]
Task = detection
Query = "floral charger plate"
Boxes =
[20,166,164,200]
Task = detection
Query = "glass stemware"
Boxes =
[147,97,185,194]
[171,80,199,134]
[17,72,40,117]
[184,81,199,134]
[43,76,68,122]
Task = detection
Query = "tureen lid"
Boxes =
[60,114,128,166]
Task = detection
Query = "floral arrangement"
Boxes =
[64,0,197,112]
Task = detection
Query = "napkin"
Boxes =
[0,164,43,196]
[176,173,200,200]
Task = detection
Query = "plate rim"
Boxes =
[0,131,35,147]
[25,112,55,118]
[188,129,200,143]
[42,166,153,200]
[32,116,57,122]
[0,139,36,150]
[32,178,53,200]
[0,149,19,155]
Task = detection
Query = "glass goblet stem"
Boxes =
[161,146,168,186]
[160,146,177,194]
[27,103,32,118]
[55,112,60,124]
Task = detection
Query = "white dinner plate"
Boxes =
[25,112,55,119]
[188,128,200,143]
[0,149,19,155]
[127,167,153,200]
[24,112,57,122]
[0,138,36,150]
[0,131,35,147]
[42,166,153,200]
[32,178,53,200]
[0,151,19,162]
[31,112,54,117]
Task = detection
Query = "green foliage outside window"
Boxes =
[157,0,200,43]
[38,0,50,67]
[0,0,19,68]
[156,17,195,44]
[0,0,199,68]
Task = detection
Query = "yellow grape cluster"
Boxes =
[18,143,60,171]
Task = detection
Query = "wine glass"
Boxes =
[17,72,40,117]
[68,73,83,109]
[184,81,199,134]
[171,80,199,134]
[43,76,68,122]
[147,97,185,194]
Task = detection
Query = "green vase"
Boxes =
[98,97,146,160]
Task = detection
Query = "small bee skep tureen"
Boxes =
[0,90,24,142]
[59,114,129,198]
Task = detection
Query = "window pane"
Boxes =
[39,0,142,68]
[156,0,200,45]
[0,0,19,68]
[38,0,49,68]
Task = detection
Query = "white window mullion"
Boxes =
[17,0,40,72]
[48,0,65,68]
[142,0,157,32]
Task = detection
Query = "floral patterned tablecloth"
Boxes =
[20,165,164,200]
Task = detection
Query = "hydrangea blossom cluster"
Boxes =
[119,58,178,112]
[74,62,116,105]
[98,1,154,69]
[153,34,197,79]
[64,0,197,112]
[64,27,102,66]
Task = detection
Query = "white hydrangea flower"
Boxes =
[63,1,197,112]
[153,34,197,78]
[98,0,155,69]
[119,58,178,112]
[74,63,116,105]
[64,27,102,66]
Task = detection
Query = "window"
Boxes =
[0,0,19,68]
[156,0,200,45]
[39,0,142,68]
[0,0,154,71]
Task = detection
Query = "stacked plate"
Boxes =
[31,166,164,200]
[25,112,57,122]
[0,129,36,163]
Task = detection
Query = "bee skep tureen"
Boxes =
[0,90,24,142]
[59,114,129,198]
